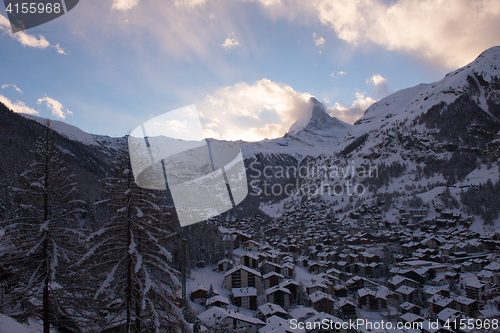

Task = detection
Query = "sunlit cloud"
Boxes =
[0,14,68,54]
[112,0,140,11]
[0,95,38,115]
[221,33,240,50]
[331,71,347,78]
[313,0,500,68]
[313,32,325,46]
[1,84,23,94]
[198,79,312,141]
[37,96,73,119]
[366,74,390,97]
[327,92,376,124]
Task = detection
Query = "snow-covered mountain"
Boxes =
[239,97,351,161]
[260,46,500,223]
[343,46,500,161]
[6,46,500,224]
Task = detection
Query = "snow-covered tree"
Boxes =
[0,124,87,333]
[77,151,191,332]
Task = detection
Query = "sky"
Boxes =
[0,0,499,141]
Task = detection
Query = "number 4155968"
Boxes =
[6,2,62,14]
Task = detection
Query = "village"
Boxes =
[187,200,500,333]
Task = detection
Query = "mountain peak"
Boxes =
[287,97,351,140]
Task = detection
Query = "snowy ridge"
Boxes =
[347,46,500,146]
[240,97,352,160]
[21,113,98,146]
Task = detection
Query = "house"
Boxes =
[224,265,262,294]
[308,291,335,315]
[395,285,418,304]
[190,285,208,305]
[217,258,233,272]
[303,312,348,333]
[465,277,490,301]
[334,298,356,319]
[263,271,284,290]
[452,296,481,317]
[280,280,300,299]
[428,295,454,315]
[198,307,265,333]
[244,240,260,252]
[258,303,288,321]
[232,287,258,310]
[266,285,291,309]
[289,306,318,322]
[240,253,259,270]
[400,301,421,315]
[206,295,230,309]
[258,315,303,333]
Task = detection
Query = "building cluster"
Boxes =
[190,205,500,333]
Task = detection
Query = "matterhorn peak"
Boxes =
[287,97,351,139]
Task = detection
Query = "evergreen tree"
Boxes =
[0,124,86,333]
[77,151,190,332]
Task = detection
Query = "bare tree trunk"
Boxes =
[126,166,132,333]
[43,125,50,333]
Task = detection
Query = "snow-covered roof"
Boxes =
[233,287,257,298]
[258,303,287,317]
[259,315,304,333]
[289,306,318,321]
[206,295,229,306]
[399,312,424,323]
[395,285,415,295]
[266,285,291,295]
[225,265,262,278]
[308,290,334,303]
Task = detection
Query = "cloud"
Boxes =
[366,74,390,97]
[313,32,325,46]
[1,84,23,94]
[112,0,141,11]
[331,71,347,78]
[313,0,500,68]
[198,79,312,141]
[37,96,72,119]
[326,92,376,124]
[221,34,240,50]
[55,44,68,55]
[0,14,68,54]
[174,0,206,7]
[0,95,38,115]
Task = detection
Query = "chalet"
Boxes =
[258,303,288,321]
[308,291,335,315]
[395,285,418,304]
[266,285,291,309]
[334,298,356,319]
[400,301,421,315]
[240,253,259,270]
[243,240,260,252]
[224,265,262,294]
[303,313,348,333]
[263,271,284,290]
[232,287,258,310]
[428,295,454,315]
[198,307,265,333]
[279,280,300,299]
[216,258,233,272]
[452,296,481,317]
[190,285,208,305]
[387,275,420,291]
[206,295,229,309]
